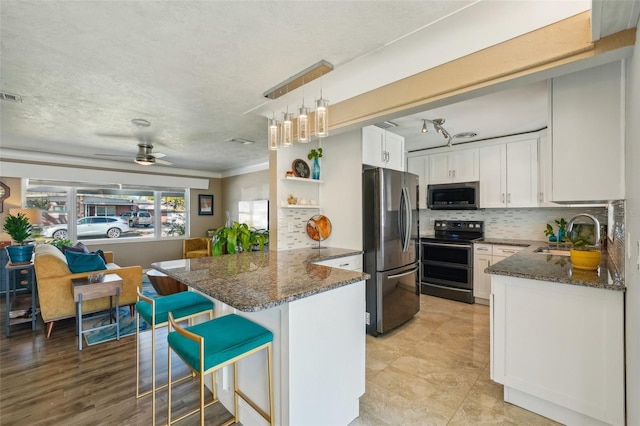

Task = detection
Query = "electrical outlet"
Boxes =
[365,312,370,325]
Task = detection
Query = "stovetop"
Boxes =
[422,220,484,243]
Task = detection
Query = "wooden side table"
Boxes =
[71,274,123,351]
[4,261,38,337]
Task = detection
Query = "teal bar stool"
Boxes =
[136,287,214,425]
[167,312,274,426]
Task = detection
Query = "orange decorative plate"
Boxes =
[306,215,332,241]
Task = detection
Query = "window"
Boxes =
[25,180,188,242]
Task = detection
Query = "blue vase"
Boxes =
[312,157,320,180]
[557,229,566,242]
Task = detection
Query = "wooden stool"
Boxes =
[135,288,214,425]
[167,313,274,426]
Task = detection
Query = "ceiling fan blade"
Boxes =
[155,158,173,165]
[94,153,132,158]
[153,152,167,159]
[95,132,136,139]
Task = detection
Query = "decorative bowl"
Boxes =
[88,273,105,283]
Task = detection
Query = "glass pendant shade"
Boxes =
[298,106,310,142]
[316,98,329,138]
[282,112,293,147]
[268,118,279,150]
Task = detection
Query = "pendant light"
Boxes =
[282,111,293,147]
[315,90,329,138]
[298,105,310,142]
[268,113,279,150]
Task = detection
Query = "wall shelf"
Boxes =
[281,176,323,184]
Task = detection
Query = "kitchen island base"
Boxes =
[198,280,366,426]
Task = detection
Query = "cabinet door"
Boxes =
[362,126,386,167]
[407,156,428,209]
[384,131,405,171]
[428,153,452,184]
[451,148,479,183]
[506,140,538,208]
[479,144,506,208]
[551,61,624,202]
[537,135,559,207]
[473,253,492,300]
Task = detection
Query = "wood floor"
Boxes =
[1,294,558,426]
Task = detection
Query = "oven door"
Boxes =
[421,241,472,289]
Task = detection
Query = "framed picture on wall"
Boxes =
[198,194,214,216]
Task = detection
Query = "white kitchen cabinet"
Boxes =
[473,243,524,302]
[479,139,537,208]
[406,155,429,209]
[314,254,363,272]
[428,148,478,184]
[362,126,405,171]
[491,275,624,425]
[537,135,559,207]
[551,61,624,202]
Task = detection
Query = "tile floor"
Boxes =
[350,295,560,425]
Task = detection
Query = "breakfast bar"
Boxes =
[152,247,369,426]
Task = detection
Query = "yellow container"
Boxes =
[570,249,602,270]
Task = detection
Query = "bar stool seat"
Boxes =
[167,313,274,426]
[136,288,214,425]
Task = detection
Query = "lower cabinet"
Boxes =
[490,275,624,426]
[314,254,363,272]
[473,243,523,302]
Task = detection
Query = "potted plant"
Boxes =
[307,148,323,180]
[569,236,601,271]
[2,212,35,264]
[544,224,557,242]
[212,221,269,256]
[555,218,568,242]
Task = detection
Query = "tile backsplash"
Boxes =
[420,206,609,241]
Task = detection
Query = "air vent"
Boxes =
[226,138,255,145]
[1,92,22,102]
[374,121,398,129]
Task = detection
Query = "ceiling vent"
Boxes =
[1,92,22,102]
[226,138,255,145]
[374,121,398,129]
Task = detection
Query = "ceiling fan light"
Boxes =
[298,106,310,143]
[135,154,155,165]
[421,120,428,133]
[316,97,329,138]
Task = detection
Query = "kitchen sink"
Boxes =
[534,247,571,256]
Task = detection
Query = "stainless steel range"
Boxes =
[420,220,484,304]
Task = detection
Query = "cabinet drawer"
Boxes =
[493,245,524,257]
[315,255,363,271]
[474,244,493,255]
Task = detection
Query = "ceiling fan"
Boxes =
[94,119,173,166]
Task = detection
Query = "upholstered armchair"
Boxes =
[182,237,211,258]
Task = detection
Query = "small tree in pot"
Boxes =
[2,212,35,264]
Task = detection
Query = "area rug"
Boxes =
[83,274,158,346]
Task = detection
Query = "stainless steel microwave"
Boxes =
[427,181,479,210]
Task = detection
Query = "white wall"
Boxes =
[221,170,269,225]
[625,40,640,425]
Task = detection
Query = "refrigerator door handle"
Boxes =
[399,187,406,250]
[400,187,412,252]
[387,266,419,279]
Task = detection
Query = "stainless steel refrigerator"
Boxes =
[363,167,420,336]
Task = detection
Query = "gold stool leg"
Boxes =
[167,336,172,425]
[268,344,274,426]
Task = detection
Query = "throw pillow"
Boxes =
[93,249,106,263]
[60,242,90,254]
[64,251,107,273]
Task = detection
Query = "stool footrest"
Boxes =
[236,389,272,424]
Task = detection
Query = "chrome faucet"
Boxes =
[566,213,601,249]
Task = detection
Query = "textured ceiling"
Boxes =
[1,0,622,176]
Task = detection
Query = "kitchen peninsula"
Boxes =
[152,247,369,426]
[487,245,625,426]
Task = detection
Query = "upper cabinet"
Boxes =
[428,148,479,184]
[479,139,538,208]
[406,155,429,209]
[551,61,624,202]
[362,126,405,171]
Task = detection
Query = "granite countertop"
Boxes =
[151,247,369,312]
[474,238,539,247]
[485,241,624,291]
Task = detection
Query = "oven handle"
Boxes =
[388,266,419,280]
[422,242,471,249]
